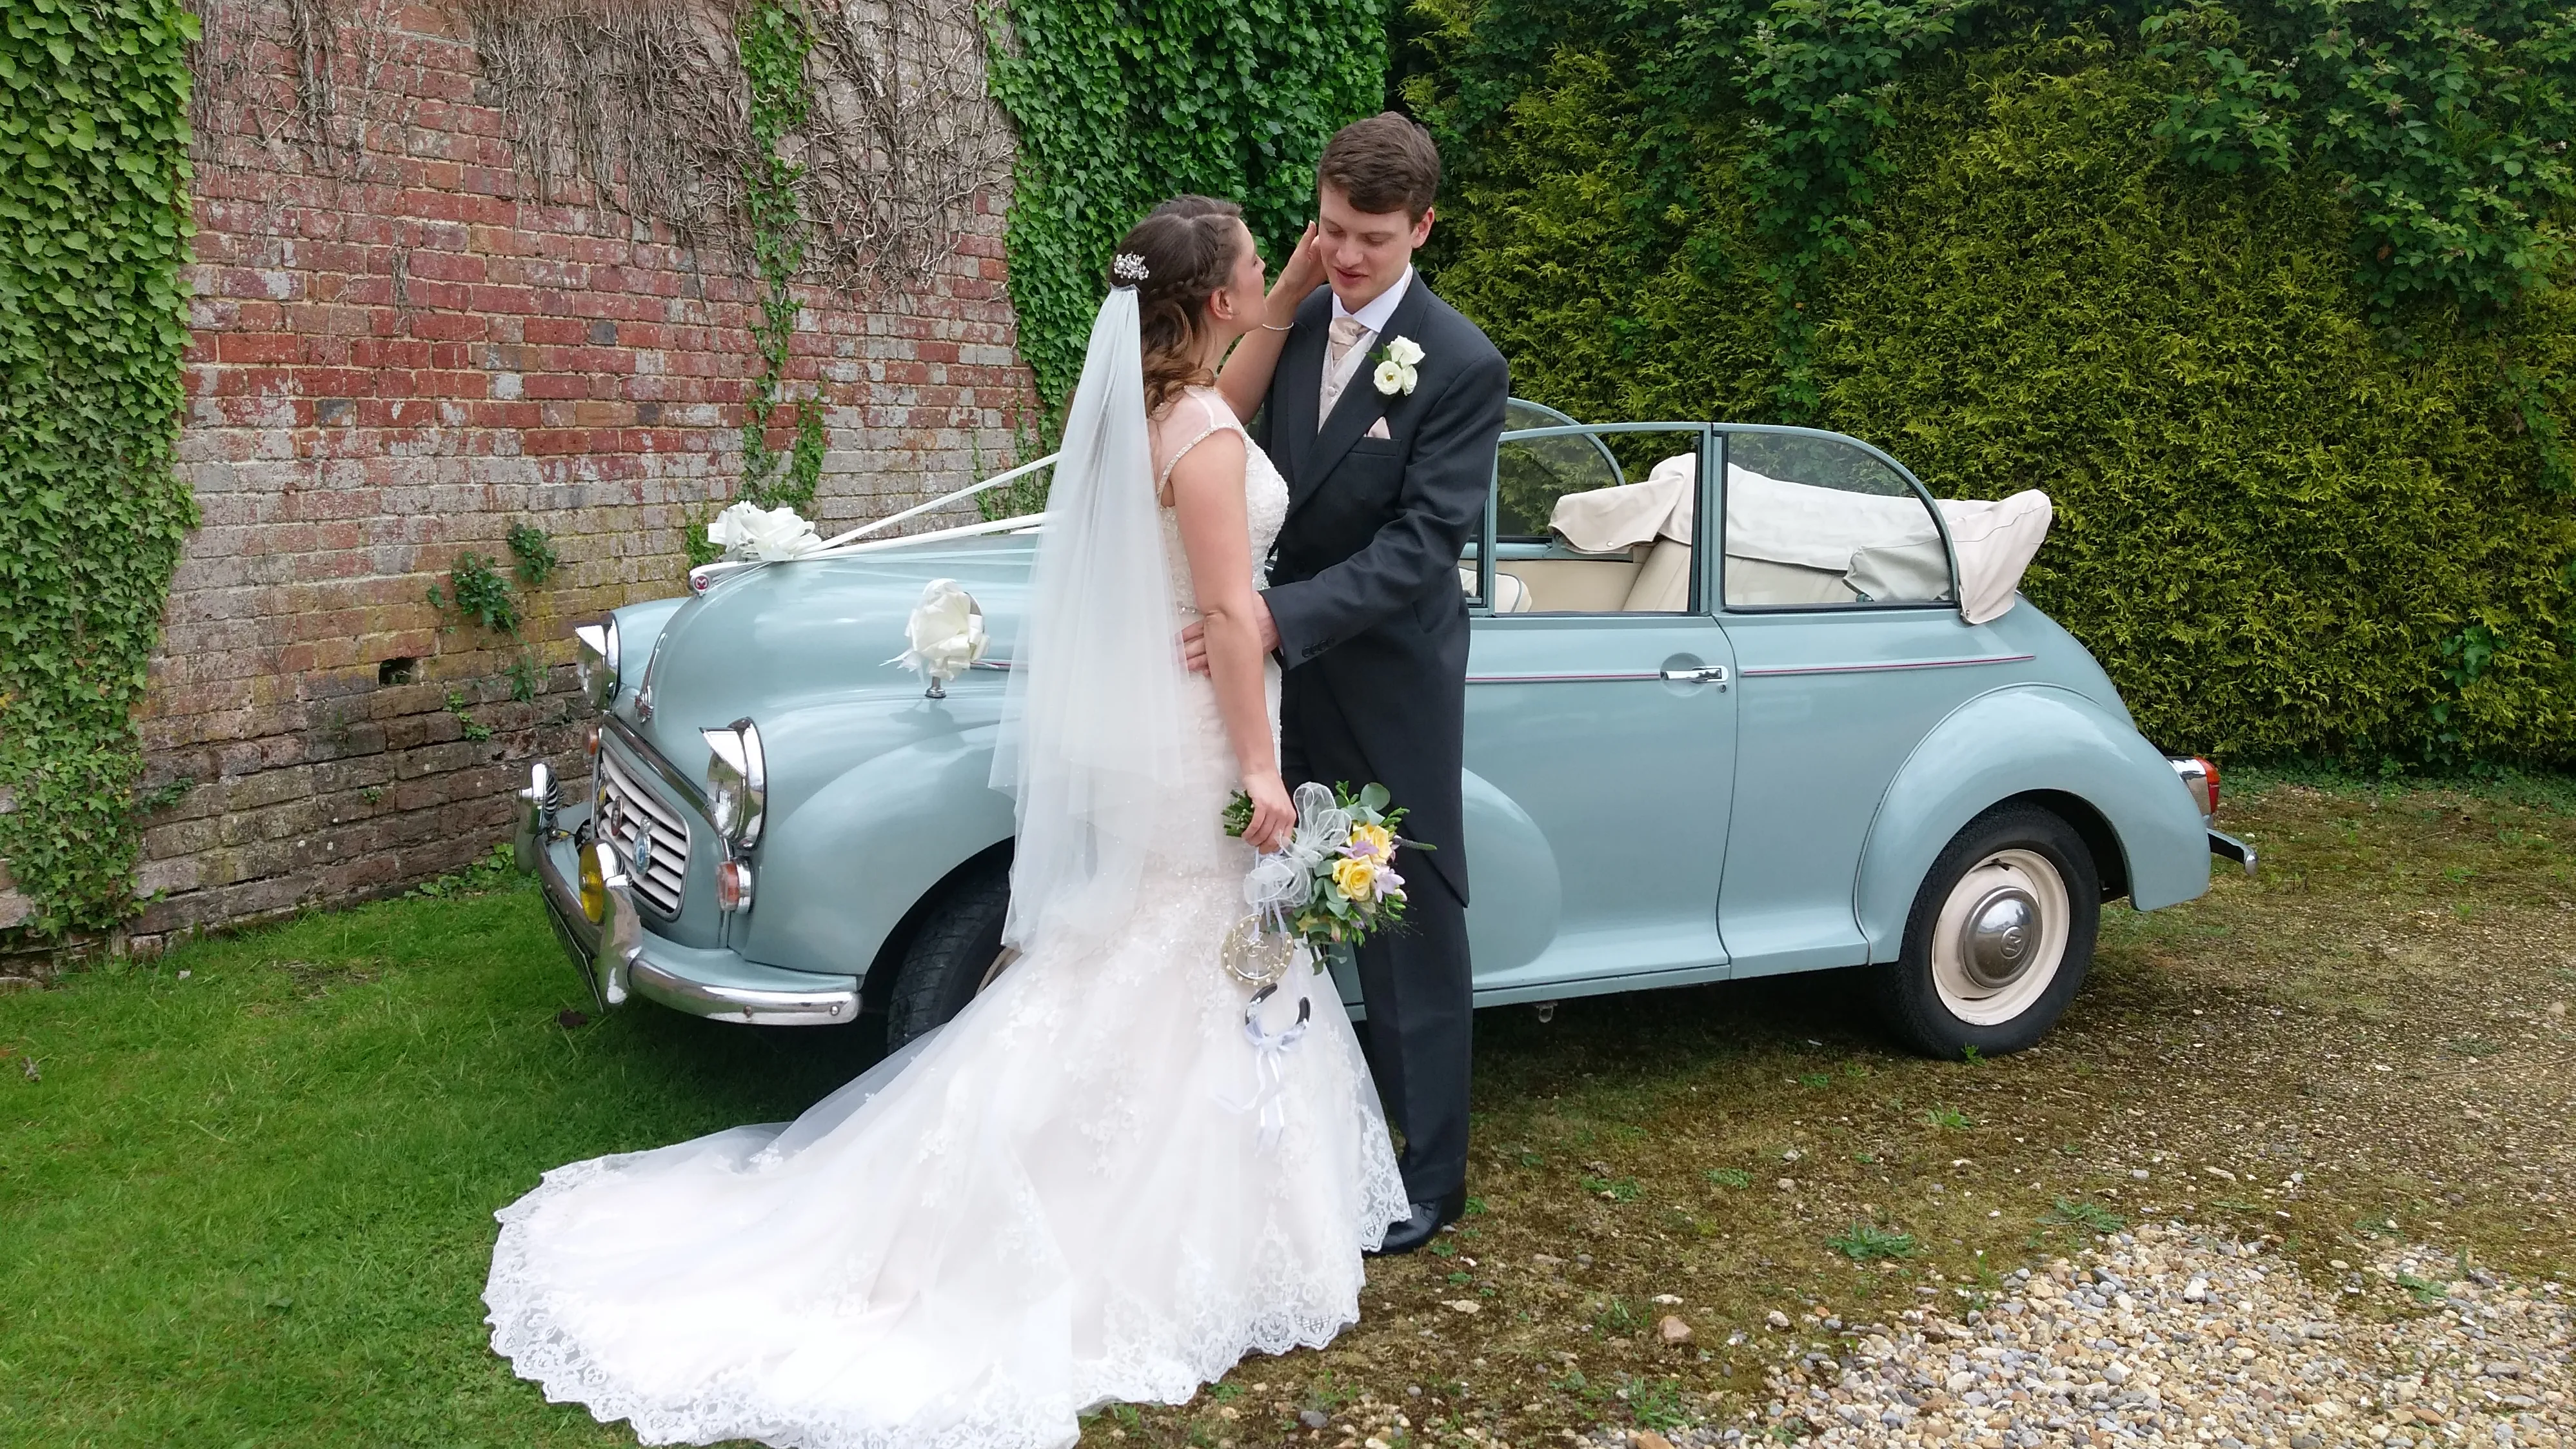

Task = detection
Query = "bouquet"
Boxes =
[1222,781,1424,972]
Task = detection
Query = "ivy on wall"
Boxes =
[0,0,201,940]
[986,0,1391,406]
[733,0,826,517]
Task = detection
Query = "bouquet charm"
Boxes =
[1217,781,1424,1148]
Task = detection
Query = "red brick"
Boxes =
[118,0,1037,940]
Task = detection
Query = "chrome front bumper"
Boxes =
[519,765,862,1027]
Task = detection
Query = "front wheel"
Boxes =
[885,858,1015,1049]
[1874,803,2099,1058]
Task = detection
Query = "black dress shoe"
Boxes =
[1369,1188,1465,1257]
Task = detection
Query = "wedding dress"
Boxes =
[483,355,1407,1444]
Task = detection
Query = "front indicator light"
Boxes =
[717,859,754,913]
[579,842,608,923]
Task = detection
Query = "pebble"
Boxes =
[1569,1227,2574,1449]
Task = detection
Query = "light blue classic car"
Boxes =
[518,406,2249,1058]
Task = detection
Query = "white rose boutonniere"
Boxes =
[1371,335,1423,396]
[706,500,822,561]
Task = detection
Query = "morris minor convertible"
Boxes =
[518,406,2250,1058]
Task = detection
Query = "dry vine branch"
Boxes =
[457,0,756,251]
[458,0,1005,297]
[189,0,437,177]
[797,0,1012,293]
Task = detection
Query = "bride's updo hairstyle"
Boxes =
[1113,195,1248,417]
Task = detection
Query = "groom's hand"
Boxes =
[1180,594,1278,674]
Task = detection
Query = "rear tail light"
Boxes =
[717,858,754,913]
[2168,755,2219,819]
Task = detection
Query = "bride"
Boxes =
[482,196,1407,1448]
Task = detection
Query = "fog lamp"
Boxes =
[579,839,608,923]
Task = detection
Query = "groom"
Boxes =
[1193,113,1509,1254]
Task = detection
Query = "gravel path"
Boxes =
[1585,1222,2571,1448]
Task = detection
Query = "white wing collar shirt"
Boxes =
[1318,265,1415,428]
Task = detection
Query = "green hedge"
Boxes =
[1414,15,2576,767]
[0,0,200,938]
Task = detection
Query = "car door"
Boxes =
[1711,427,2026,976]
[1451,421,1739,1003]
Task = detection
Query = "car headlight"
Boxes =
[575,618,620,709]
[701,716,766,849]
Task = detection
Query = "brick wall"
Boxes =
[28,0,1035,952]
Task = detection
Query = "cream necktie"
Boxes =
[1318,315,1368,428]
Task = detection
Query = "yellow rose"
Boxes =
[1332,856,1379,902]
[1348,822,1393,860]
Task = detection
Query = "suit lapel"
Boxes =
[1292,280,1434,515]
[1272,295,1329,487]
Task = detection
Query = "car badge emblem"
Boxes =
[630,831,653,878]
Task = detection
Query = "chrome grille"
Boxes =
[597,751,689,916]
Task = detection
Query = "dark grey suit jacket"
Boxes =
[1256,279,1509,905]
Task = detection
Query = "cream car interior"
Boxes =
[1467,433,2051,621]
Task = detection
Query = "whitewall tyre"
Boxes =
[1875,803,2100,1058]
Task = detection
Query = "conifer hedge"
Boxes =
[1409,2,2576,767]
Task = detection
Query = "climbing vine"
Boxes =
[985,0,1390,405]
[733,0,826,519]
[0,0,201,941]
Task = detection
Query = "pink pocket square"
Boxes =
[1365,417,1392,440]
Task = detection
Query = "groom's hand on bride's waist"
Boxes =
[1179,594,1280,675]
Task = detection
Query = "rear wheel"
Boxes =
[885,858,1016,1049]
[1874,803,2099,1058]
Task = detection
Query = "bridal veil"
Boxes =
[989,282,1191,954]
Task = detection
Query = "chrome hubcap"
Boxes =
[1959,886,2039,989]
[1928,847,2070,1027]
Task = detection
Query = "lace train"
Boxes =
[482,386,1387,1448]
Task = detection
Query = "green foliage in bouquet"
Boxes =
[0,0,199,940]
[1407,3,2576,769]
[1225,782,1426,948]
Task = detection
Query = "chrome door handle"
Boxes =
[1660,665,1729,685]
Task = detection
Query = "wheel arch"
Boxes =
[731,725,1015,983]
[2011,788,2128,903]
[857,838,1013,1016]
[1854,684,2207,962]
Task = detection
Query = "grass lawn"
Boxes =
[5,770,2572,1446]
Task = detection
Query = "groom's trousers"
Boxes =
[1349,866,1472,1202]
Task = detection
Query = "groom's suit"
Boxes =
[1256,274,1508,1203]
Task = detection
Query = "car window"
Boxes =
[1721,431,1952,609]
[1481,426,1707,615]
[1494,428,1623,540]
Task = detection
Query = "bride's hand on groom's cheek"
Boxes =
[1271,222,1323,308]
